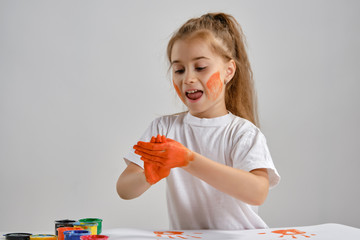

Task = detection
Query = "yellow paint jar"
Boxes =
[72,222,97,235]
[30,235,57,240]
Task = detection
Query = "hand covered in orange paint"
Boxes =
[134,136,194,169]
[142,135,170,185]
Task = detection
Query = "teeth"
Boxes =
[186,90,200,94]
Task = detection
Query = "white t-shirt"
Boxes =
[124,112,280,230]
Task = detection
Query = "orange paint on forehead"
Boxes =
[206,71,223,100]
[173,80,185,103]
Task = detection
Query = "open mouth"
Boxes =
[185,89,203,101]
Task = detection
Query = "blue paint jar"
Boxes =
[63,230,91,240]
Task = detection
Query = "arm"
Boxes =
[183,152,269,206]
[116,162,150,200]
[134,138,270,205]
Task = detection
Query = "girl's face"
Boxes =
[171,37,235,118]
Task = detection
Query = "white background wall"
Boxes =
[1,0,359,233]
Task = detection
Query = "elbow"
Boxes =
[116,178,133,200]
[237,183,269,206]
[251,185,269,206]
[248,173,270,206]
[245,193,268,206]
[118,192,133,200]
[116,184,134,200]
[116,184,125,199]
[116,186,127,200]
[116,178,141,200]
[249,195,267,206]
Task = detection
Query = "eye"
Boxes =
[174,69,185,74]
[195,66,207,71]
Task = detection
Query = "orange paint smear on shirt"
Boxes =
[173,81,185,103]
[206,71,223,100]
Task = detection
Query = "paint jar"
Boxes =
[79,218,103,234]
[55,219,77,235]
[72,222,97,235]
[57,227,82,240]
[4,233,32,240]
[29,234,56,240]
[80,235,108,240]
[63,230,91,240]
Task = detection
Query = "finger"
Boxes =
[135,149,165,165]
[156,134,162,143]
[133,144,166,156]
[161,135,167,143]
[136,141,166,151]
[134,147,167,159]
[140,156,164,167]
[150,136,156,143]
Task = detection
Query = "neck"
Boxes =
[190,106,228,119]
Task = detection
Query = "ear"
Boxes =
[224,59,236,84]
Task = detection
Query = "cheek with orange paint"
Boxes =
[173,80,185,103]
[206,71,223,101]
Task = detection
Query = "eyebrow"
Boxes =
[171,56,210,65]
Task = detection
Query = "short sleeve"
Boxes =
[231,128,280,189]
[123,117,167,169]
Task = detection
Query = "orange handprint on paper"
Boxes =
[154,231,202,239]
[271,229,315,239]
[258,229,316,239]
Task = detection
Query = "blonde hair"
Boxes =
[167,12,259,127]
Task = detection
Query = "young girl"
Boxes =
[116,12,280,230]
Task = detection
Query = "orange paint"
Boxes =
[143,135,170,184]
[270,229,314,239]
[135,137,194,169]
[144,161,170,184]
[206,71,223,100]
[154,231,183,238]
[173,81,185,103]
[57,227,82,240]
[153,231,202,239]
[259,229,316,239]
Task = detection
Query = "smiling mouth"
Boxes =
[186,90,203,100]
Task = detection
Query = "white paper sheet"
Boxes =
[2,223,359,240]
[103,223,360,240]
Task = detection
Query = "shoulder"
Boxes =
[228,114,266,145]
[228,114,260,135]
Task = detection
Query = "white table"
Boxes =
[102,223,360,240]
[2,224,360,240]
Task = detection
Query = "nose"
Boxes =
[184,70,197,85]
